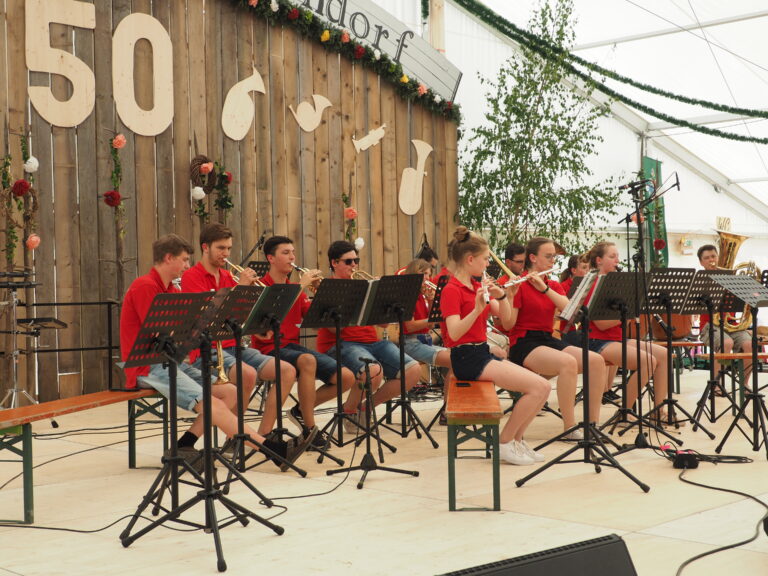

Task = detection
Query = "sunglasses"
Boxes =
[338,257,360,265]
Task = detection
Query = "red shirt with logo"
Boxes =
[509,276,565,346]
[251,272,310,353]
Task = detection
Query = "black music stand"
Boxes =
[247,260,271,277]
[517,274,649,492]
[240,283,312,474]
[594,272,679,447]
[642,269,715,437]
[303,278,371,452]
[203,285,283,476]
[120,291,284,573]
[683,270,738,425]
[713,275,768,458]
[373,274,439,448]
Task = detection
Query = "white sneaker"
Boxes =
[498,440,535,465]
[520,439,545,462]
[563,428,584,441]
[343,411,365,434]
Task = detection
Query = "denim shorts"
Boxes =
[191,346,271,375]
[270,342,337,384]
[509,331,568,366]
[403,334,446,365]
[327,340,418,379]
[587,338,614,354]
[138,362,203,412]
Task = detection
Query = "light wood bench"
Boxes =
[0,389,167,523]
[445,378,502,511]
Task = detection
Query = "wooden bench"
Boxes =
[445,378,502,511]
[0,389,167,524]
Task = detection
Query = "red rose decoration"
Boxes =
[288,8,299,20]
[446,101,453,110]
[653,238,666,251]
[354,45,365,59]
[104,190,122,207]
[11,179,30,197]
[225,171,233,184]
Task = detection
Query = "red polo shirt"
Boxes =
[440,276,489,347]
[586,280,622,341]
[120,268,178,389]
[181,262,237,361]
[403,294,430,335]
[509,276,565,346]
[432,266,452,285]
[251,272,311,353]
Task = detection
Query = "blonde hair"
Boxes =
[587,241,616,269]
[404,258,432,275]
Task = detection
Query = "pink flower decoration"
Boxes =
[417,83,427,96]
[200,162,214,175]
[341,31,350,43]
[344,207,358,220]
[225,171,233,184]
[354,45,365,59]
[112,134,126,149]
[653,238,666,251]
[248,0,258,6]
[630,213,645,225]
[103,190,122,207]
[25,234,40,251]
[11,179,30,197]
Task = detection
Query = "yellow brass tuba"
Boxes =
[712,230,760,333]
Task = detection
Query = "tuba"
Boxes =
[712,230,760,333]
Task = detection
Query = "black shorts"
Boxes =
[509,330,568,366]
[450,343,494,381]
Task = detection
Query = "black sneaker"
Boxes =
[287,405,306,431]
[280,427,317,472]
[305,426,330,451]
[164,446,204,475]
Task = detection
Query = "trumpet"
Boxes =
[351,269,376,280]
[502,267,555,288]
[224,258,265,286]
[291,262,323,291]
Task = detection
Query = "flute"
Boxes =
[482,271,490,303]
[502,267,555,288]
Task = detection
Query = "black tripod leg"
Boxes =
[715,398,753,453]
[589,442,650,492]
[515,443,582,487]
[426,398,446,432]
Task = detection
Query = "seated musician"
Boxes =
[586,242,670,422]
[504,242,526,277]
[441,226,550,465]
[697,244,752,364]
[400,258,451,372]
[251,235,358,446]
[505,237,605,438]
[316,240,422,431]
[558,253,619,402]
[120,234,311,469]
[181,223,302,445]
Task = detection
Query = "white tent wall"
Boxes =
[378,0,768,270]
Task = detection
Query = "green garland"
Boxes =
[232,0,460,123]
[451,0,768,143]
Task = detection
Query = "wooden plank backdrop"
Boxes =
[0,0,458,398]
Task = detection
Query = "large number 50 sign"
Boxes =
[26,0,174,135]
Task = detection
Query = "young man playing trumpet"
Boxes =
[317,240,422,431]
[251,235,358,446]
[181,223,307,448]
[121,234,310,470]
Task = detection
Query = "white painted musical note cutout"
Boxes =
[221,65,266,141]
[398,140,433,216]
[352,124,387,153]
[289,95,332,132]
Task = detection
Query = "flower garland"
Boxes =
[0,133,40,269]
[233,0,460,123]
[451,0,768,144]
[190,156,234,224]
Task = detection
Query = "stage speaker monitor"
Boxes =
[438,534,636,576]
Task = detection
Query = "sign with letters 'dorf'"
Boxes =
[300,0,462,102]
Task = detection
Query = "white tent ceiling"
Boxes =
[381,0,768,213]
